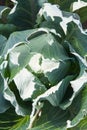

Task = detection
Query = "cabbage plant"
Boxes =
[0,0,87,130]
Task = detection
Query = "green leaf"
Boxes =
[32,75,74,108]
[67,84,87,129]
[31,71,87,110]
[36,3,84,39]
[9,115,29,130]
[70,0,87,23]
[0,107,29,130]
[60,71,87,109]
[1,42,32,79]
[71,0,87,12]
[0,35,7,55]
[30,101,68,130]
[27,29,71,85]
[45,60,71,85]
[0,3,87,130]
[0,93,10,113]
[27,29,69,60]
[48,0,77,11]
[7,0,46,29]
[2,28,71,84]
[28,96,80,130]
[66,22,87,57]
[68,116,87,130]
[3,78,32,116]
[7,42,31,79]
[0,6,10,24]
[0,73,3,92]
[0,24,17,38]
[48,0,87,20]
[28,84,87,130]
[63,41,87,75]
[0,6,19,38]
[0,6,6,13]
[13,68,46,100]
[0,73,10,113]
[2,29,36,55]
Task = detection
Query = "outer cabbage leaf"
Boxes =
[2,29,36,55]
[30,70,87,112]
[0,93,10,113]
[71,0,87,12]
[36,3,83,37]
[31,75,74,108]
[0,73,10,113]
[27,84,87,130]
[67,85,87,130]
[28,94,81,130]
[30,101,72,130]
[0,24,18,38]
[0,6,10,23]
[70,0,87,23]
[60,71,87,109]
[0,6,17,37]
[9,115,29,130]
[0,35,7,55]
[3,77,32,116]
[0,36,8,114]
[13,68,46,100]
[27,29,69,60]
[68,117,87,130]
[7,0,47,29]
[48,0,77,11]
[0,107,29,130]
[47,0,87,28]
[66,22,87,58]
[0,6,6,13]
[5,42,31,79]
